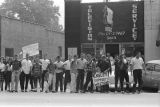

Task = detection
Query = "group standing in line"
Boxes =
[0,51,145,94]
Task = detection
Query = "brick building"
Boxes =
[0,16,65,59]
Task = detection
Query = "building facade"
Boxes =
[0,16,65,59]
[65,0,160,62]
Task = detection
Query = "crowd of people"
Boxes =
[0,51,145,94]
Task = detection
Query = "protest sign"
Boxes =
[93,73,109,87]
[22,43,39,58]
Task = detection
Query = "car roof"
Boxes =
[147,60,160,65]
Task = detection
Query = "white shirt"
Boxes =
[40,59,50,70]
[130,57,144,70]
[0,62,5,72]
[54,61,64,73]
[21,59,32,74]
[63,60,72,70]
[77,58,87,69]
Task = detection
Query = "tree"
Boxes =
[0,0,63,31]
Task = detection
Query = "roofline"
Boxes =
[0,15,64,34]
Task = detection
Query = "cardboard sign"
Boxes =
[22,43,39,58]
[93,73,109,87]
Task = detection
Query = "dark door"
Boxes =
[105,44,119,57]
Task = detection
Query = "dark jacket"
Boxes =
[119,59,128,72]
[97,59,110,73]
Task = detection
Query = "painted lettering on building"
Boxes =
[132,4,138,41]
[88,5,93,41]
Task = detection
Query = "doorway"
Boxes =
[105,44,119,57]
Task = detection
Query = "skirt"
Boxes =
[0,72,4,82]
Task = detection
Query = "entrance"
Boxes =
[105,44,119,57]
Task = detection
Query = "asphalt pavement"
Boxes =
[0,91,159,107]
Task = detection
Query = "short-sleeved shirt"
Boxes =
[63,60,72,70]
[12,60,22,71]
[47,63,55,74]
[130,57,144,70]
[77,58,87,70]
[32,63,42,77]
[40,59,50,71]
[54,61,64,73]
[21,59,32,74]
[0,62,5,72]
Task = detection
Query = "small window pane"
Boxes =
[155,65,160,72]
[146,64,154,71]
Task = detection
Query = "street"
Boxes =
[0,91,159,107]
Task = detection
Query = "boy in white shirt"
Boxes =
[54,56,64,92]
[20,54,32,92]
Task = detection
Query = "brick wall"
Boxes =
[1,16,65,59]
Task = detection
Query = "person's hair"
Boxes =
[56,56,61,59]
[74,55,77,58]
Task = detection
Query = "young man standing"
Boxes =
[11,55,22,92]
[40,54,50,92]
[54,56,64,92]
[47,59,56,92]
[97,55,110,93]
[63,56,72,92]
[20,54,32,92]
[83,54,96,93]
[76,53,87,93]
[32,57,42,92]
[114,55,120,92]
[119,54,129,93]
[130,52,145,94]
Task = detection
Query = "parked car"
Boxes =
[142,60,160,91]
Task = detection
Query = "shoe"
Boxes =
[52,91,56,93]
[90,91,94,93]
[137,91,141,94]
[10,90,14,93]
[125,90,130,93]
[25,90,27,92]
[114,91,118,94]
[21,90,24,92]
[75,91,78,93]
[45,91,49,93]
[15,90,18,92]
[158,90,160,93]
[121,91,125,94]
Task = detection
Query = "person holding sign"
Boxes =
[83,54,96,93]
[97,55,111,93]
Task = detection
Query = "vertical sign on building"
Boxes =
[88,5,93,41]
[132,4,138,41]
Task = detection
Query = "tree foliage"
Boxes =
[0,0,63,31]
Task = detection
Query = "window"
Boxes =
[155,65,160,72]
[39,50,42,59]
[145,63,154,71]
[58,46,62,57]
[5,48,14,57]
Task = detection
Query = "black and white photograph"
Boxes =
[0,0,159,107]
